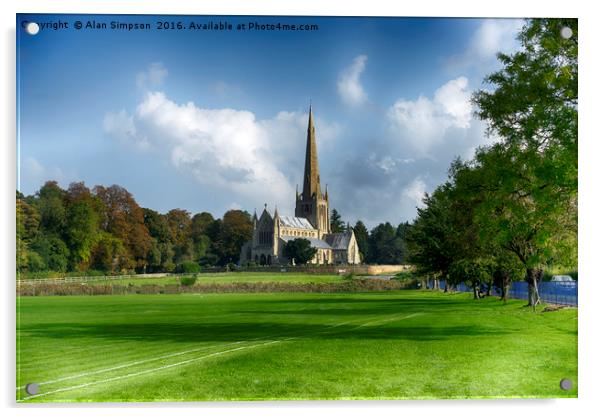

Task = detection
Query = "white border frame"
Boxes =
[2,1,599,415]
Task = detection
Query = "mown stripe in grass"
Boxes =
[18,312,421,400]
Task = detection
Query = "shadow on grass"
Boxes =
[23,320,515,344]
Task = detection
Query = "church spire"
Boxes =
[302,104,321,199]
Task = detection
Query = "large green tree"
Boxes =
[216,210,253,265]
[405,185,458,281]
[64,182,99,270]
[367,222,406,264]
[472,18,578,306]
[283,238,318,265]
[94,185,152,272]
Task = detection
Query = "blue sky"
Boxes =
[17,14,524,227]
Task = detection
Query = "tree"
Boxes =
[143,209,171,242]
[94,185,152,271]
[472,19,578,306]
[190,212,215,240]
[449,258,495,300]
[190,212,217,263]
[216,210,253,265]
[283,238,317,265]
[30,235,70,272]
[16,195,40,273]
[353,220,369,261]
[36,181,67,235]
[330,209,344,233]
[143,208,175,272]
[64,183,99,270]
[165,209,193,263]
[405,186,457,280]
[90,232,127,273]
[367,222,405,264]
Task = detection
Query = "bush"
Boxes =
[342,272,355,281]
[176,261,201,274]
[394,270,415,280]
[180,276,198,287]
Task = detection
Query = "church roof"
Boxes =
[278,216,315,230]
[280,235,332,249]
[323,231,352,250]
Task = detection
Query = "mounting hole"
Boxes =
[25,22,40,36]
[25,383,39,395]
[559,378,573,391]
[560,26,573,40]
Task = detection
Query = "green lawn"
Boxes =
[93,272,346,286]
[16,291,577,402]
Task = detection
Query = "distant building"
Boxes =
[239,106,361,265]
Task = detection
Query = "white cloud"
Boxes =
[433,77,472,128]
[337,55,368,106]
[387,76,473,155]
[404,177,427,208]
[104,91,341,213]
[470,19,523,59]
[19,157,78,192]
[447,19,523,70]
[136,62,168,89]
[102,109,150,150]
[366,154,415,174]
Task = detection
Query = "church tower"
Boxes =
[295,105,330,237]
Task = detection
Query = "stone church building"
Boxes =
[239,107,361,266]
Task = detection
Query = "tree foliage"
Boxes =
[405,19,578,305]
[17,182,253,276]
[330,209,345,233]
[283,238,318,265]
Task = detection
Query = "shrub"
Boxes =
[342,272,355,281]
[180,276,198,287]
[394,270,415,280]
[176,261,201,274]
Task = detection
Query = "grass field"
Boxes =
[16,291,577,402]
[104,272,346,286]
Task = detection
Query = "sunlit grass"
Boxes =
[17,290,577,402]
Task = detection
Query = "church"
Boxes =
[239,106,361,266]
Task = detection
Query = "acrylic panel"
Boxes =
[16,14,578,402]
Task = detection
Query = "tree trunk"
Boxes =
[526,268,542,308]
[486,282,492,297]
[500,283,506,302]
[472,284,480,300]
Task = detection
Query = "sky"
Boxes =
[17,14,524,228]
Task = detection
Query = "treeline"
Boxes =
[17,182,254,276]
[405,19,578,306]
[352,220,409,265]
[16,183,411,278]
